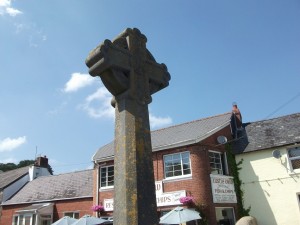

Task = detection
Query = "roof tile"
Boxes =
[233,113,300,154]
[0,166,29,189]
[93,112,233,161]
[3,169,93,205]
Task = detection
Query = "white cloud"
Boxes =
[78,86,172,128]
[6,7,22,16]
[1,1,46,48]
[0,0,10,11]
[0,136,27,152]
[64,73,96,93]
[0,0,10,7]
[79,87,114,119]
[0,0,22,17]
[149,113,172,129]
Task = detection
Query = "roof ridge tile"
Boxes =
[152,112,232,133]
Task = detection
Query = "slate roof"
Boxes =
[93,112,233,161]
[0,166,29,190]
[3,169,93,205]
[233,113,300,154]
[16,203,54,213]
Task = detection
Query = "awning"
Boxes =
[16,203,54,214]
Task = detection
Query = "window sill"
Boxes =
[210,174,234,179]
[288,168,300,175]
[99,187,114,192]
[163,175,192,183]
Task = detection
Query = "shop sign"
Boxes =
[103,181,186,211]
[103,199,114,211]
[210,174,237,203]
[156,190,186,207]
[155,180,163,195]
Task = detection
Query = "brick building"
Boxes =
[0,156,51,222]
[93,112,241,225]
[0,170,93,225]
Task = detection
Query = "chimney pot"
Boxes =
[232,102,242,125]
[35,156,48,168]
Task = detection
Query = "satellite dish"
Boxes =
[217,136,228,144]
[272,150,281,159]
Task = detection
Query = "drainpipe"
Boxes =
[95,161,99,217]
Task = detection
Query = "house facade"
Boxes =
[93,112,242,225]
[233,113,300,225]
[0,169,93,225]
[0,157,51,222]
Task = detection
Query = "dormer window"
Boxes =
[288,147,300,172]
[100,166,114,188]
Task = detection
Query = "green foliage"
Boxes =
[0,160,54,175]
[194,202,208,225]
[225,143,251,218]
[18,160,35,168]
[0,163,17,172]
[47,164,54,175]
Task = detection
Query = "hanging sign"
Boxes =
[210,174,237,203]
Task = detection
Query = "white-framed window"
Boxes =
[163,151,191,179]
[100,165,114,188]
[209,151,228,175]
[12,214,37,225]
[64,212,79,219]
[215,207,236,225]
[40,215,52,225]
[288,146,300,172]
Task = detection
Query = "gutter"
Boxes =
[153,120,231,152]
[2,196,93,206]
[94,156,114,164]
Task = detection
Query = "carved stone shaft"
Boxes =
[114,94,157,225]
[86,28,170,225]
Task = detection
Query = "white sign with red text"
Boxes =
[210,174,237,203]
[103,181,186,211]
[156,190,186,207]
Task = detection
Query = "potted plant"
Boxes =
[91,205,104,217]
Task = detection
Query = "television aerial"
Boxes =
[272,149,281,159]
[217,136,228,145]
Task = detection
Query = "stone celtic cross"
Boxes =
[86,28,171,225]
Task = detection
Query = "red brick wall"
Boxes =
[93,161,114,217]
[53,198,93,220]
[0,204,29,225]
[0,198,93,225]
[95,125,238,225]
[92,166,99,217]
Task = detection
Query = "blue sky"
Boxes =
[1,0,299,174]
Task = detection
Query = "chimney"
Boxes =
[35,156,49,168]
[232,102,242,128]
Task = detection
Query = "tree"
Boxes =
[18,160,35,168]
[0,160,54,175]
[0,163,17,172]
